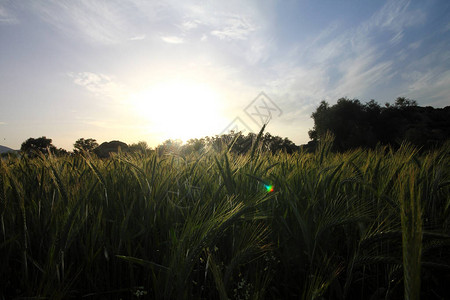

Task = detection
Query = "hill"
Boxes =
[0,145,16,154]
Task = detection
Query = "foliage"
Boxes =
[128,141,151,154]
[20,136,66,157]
[93,140,129,158]
[73,138,98,154]
[1,138,449,299]
[160,131,299,156]
[309,97,450,151]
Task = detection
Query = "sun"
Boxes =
[129,79,226,142]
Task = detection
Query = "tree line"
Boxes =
[16,131,299,158]
[308,97,450,151]
[14,96,450,157]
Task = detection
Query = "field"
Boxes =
[1,137,449,299]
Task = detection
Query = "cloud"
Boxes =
[0,4,19,24]
[402,70,450,107]
[399,45,450,106]
[32,2,126,44]
[16,0,275,66]
[130,34,146,41]
[210,15,257,40]
[172,1,276,63]
[371,0,425,31]
[180,20,199,30]
[23,1,163,45]
[68,72,127,99]
[277,0,430,103]
[161,35,184,44]
[255,0,440,136]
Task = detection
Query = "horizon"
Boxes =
[1,0,450,150]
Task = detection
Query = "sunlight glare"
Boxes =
[129,80,225,142]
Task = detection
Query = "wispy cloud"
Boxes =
[270,0,430,107]
[399,43,450,106]
[161,35,184,44]
[33,2,125,44]
[210,15,257,41]
[180,20,199,30]
[68,72,127,99]
[402,70,450,107]
[370,0,425,31]
[22,1,163,44]
[0,4,18,24]
[130,34,146,41]
[172,1,276,64]
[12,0,275,65]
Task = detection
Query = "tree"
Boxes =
[262,133,299,153]
[129,141,151,154]
[309,97,449,151]
[155,139,182,155]
[21,136,57,156]
[180,138,207,155]
[73,138,98,153]
[309,98,373,150]
[94,141,129,158]
[308,100,329,141]
[394,97,417,108]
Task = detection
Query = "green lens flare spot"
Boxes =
[265,184,274,193]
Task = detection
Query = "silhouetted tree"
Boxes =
[309,98,373,150]
[156,139,182,155]
[21,136,57,156]
[394,96,417,108]
[262,133,299,153]
[180,138,207,155]
[74,138,98,153]
[309,97,450,151]
[159,130,298,156]
[129,141,151,154]
[94,141,129,158]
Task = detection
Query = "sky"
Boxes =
[1,0,449,150]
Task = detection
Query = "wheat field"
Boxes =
[1,137,449,299]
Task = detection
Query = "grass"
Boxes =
[0,138,449,299]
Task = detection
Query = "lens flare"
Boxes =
[265,184,274,193]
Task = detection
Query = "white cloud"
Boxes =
[130,34,146,41]
[68,72,127,99]
[335,59,395,99]
[390,31,404,45]
[17,0,276,66]
[181,20,199,30]
[403,70,450,107]
[261,0,434,130]
[30,2,125,44]
[173,1,276,63]
[210,15,257,40]
[371,0,425,31]
[161,35,184,44]
[0,4,18,24]
[408,41,422,50]
[23,1,164,45]
[399,45,450,106]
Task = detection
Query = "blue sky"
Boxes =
[1,0,449,150]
